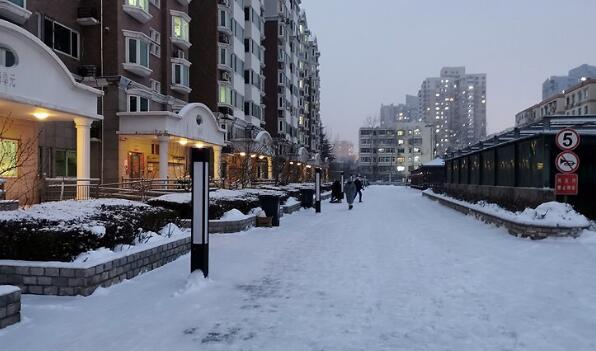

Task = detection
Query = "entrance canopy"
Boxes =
[0,19,102,121]
[118,103,225,146]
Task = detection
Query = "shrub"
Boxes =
[0,205,178,262]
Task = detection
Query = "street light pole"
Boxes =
[191,148,210,277]
[315,167,322,213]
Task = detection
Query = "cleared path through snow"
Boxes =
[2,186,596,350]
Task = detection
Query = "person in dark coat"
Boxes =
[344,177,357,210]
[330,180,342,203]
[354,176,363,203]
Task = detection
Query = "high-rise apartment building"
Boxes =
[380,95,420,128]
[543,64,596,100]
[263,0,321,162]
[418,67,486,155]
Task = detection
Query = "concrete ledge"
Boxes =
[179,216,257,234]
[282,202,301,214]
[0,237,191,297]
[422,191,588,239]
[0,286,21,329]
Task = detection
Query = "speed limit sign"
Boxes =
[556,128,580,151]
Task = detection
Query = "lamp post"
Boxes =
[315,167,322,213]
[340,171,345,202]
[191,148,209,277]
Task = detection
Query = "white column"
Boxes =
[267,156,273,179]
[159,136,170,180]
[212,145,222,181]
[74,117,92,200]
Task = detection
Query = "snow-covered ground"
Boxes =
[2,186,596,350]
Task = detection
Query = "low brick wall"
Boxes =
[179,216,257,234]
[282,202,302,214]
[423,191,588,239]
[0,237,191,297]
[0,286,21,329]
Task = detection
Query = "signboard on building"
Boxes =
[555,173,578,196]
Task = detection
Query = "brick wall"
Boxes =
[0,237,191,297]
[0,286,21,329]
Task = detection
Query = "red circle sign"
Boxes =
[556,151,580,173]
[556,128,580,151]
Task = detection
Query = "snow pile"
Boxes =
[152,188,285,205]
[424,190,591,228]
[285,197,300,206]
[173,272,210,297]
[220,209,250,221]
[0,199,148,222]
[249,207,267,218]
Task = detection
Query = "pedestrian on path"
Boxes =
[354,176,364,203]
[344,176,357,210]
[330,180,342,203]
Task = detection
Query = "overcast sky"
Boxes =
[300,0,596,145]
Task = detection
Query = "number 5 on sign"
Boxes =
[556,128,580,151]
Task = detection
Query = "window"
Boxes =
[0,139,18,177]
[128,95,149,112]
[172,15,189,42]
[54,150,76,177]
[127,0,149,12]
[44,18,80,59]
[172,63,189,87]
[0,47,17,67]
[149,28,161,57]
[219,85,232,105]
[126,37,149,68]
[150,79,161,93]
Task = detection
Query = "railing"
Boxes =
[97,178,192,201]
[42,178,101,202]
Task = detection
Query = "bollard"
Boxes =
[191,148,209,277]
[315,168,322,213]
[340,171,345,202]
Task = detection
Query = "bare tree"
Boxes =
[228,137,269,188]
[363,115,380,128]
[0,114,41,205]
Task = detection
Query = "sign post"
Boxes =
[315,168,322,213]
[554,128,581,200]
[191,148,210,277]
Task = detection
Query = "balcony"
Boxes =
[123,3,152,24]
[77,7,99,26]
[171,36,191,50]
[218,32,231,46]
[176,0,191,4]
[217,0,230,8]
[0,0,32,24]
[122,63,153,77]
[171,83,191,94]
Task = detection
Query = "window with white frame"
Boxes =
[149,28,160,57]
[126,0,149,12]
[150,79,161,93]
[172,14,190,42]
[172,62,190,87]
[128,95,149,112]
[126,36,150,68]
[43,18,80,59]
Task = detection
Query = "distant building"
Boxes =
[543,64,596,100]
[379,95,419,128]
[358,122,432,182]
[333,140,356,162]
[516,79,596,127]
[418,67,487,155]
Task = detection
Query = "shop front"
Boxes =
[118,103,225,182]
[0,20,103,203]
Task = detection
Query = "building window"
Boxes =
[128,95,149,112]
[172,63,190,87]
[54,149,76,177]
[149,28,161,57]
[0,47,17,67]
[126,37,149,68]
[172,15,189,42]
[43,18,80,59]
[0,139,18,177]
[219,85,231,105]
[127,0,149,12]
[150,79,161,93]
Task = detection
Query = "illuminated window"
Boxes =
[0,139,18,177]
[128,0,149,12]
[172,15,189,42]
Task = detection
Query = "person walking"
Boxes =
[354,176,363,203]
[344,177,357,210]
[330,180,342,203]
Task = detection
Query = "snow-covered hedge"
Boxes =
[0,200,179,262]
[148,189,289,220]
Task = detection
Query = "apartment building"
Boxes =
[0,0,227,203]
[418,67,486,156]
[380,95,420,129]
[542,64,596,100]
[516,78,596,127]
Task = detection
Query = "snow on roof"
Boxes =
[423,158,445,167]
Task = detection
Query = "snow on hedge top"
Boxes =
[0,199,148,222]
[424,190,591,228]
[151,188,285,204]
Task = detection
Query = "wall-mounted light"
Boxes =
[306,165,312,169]
[258,155,265,160]
[178,139,188,146]
[289,161,294,165]
[33,112,49,120]
[195,143,204,148]
[297,162,301,166]
[250,154,257,158]
[239,152,247,157]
